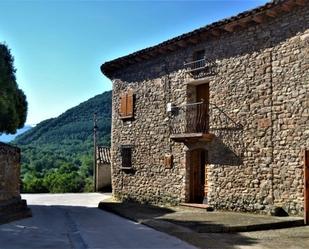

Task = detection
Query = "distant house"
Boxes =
[96,146,111,191]
[101,0,309,219]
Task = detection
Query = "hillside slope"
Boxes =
[13,90,112,193]
[15,90,111,147]
[0,125,32,142]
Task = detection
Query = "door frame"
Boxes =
[188,148,207,203]
[304,150,309,225]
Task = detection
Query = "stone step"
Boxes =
[179,203,214,211]
[0,199,27,211]
[0,199,32,225]
[0,209,32,225]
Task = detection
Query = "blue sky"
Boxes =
[0,0,267,125]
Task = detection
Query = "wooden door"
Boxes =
[204,165,209,203]
[190,149,206,203]
[196,83,209,103]
[304,150,309,225]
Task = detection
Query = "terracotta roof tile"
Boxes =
[97,146,111,164]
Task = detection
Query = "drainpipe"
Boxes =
[163,59,172,153]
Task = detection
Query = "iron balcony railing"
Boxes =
[170,102,243,135]
[170,101,209,134]
[184,58,217,75]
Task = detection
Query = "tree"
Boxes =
[0,43,27,134]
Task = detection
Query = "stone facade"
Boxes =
[103,2,309,215]
[0,142,31,224]
[0,142,21,202]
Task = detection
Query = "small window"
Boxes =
[193,50,205,61]
[121,145,133,169]
[119,89,134,119]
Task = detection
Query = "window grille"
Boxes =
[121,145,133,169]
[184,50,217,76]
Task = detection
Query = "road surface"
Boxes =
[0,193,196,249]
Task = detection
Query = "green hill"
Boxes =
[13,90,112,193]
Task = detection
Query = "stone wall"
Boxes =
[0,142,21,202]
[97,163,111,191]
[109,4,309,215]
[0,142,31,224]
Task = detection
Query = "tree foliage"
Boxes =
[0,43,27,134]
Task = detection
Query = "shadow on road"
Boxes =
[1,204,201,249]
[98,201,259,249]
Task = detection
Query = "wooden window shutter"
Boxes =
[126,90,134,118]
[119,93,127,118]
[119,90,134,119]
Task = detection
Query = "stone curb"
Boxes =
[98,201,305,233]
[191,219,304,233]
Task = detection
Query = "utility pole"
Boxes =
[93,112,98,192]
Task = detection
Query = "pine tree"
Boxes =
[0,43,27,134]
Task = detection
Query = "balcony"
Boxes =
[184,58,217,77]
[170,101,243,143]
[170,101,214,143]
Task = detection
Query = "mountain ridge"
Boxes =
[14,90,112,146]
[0,125,32,143]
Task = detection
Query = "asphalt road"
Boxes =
[0,193,196,249]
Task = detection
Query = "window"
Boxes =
[193,50,205,61]
[119,89,134,119]
[121,145,133,169]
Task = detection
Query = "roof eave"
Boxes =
[101,0,305,78]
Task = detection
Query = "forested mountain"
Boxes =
[0,125,32,142]
[12,90,112,193]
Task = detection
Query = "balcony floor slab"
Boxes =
[170,133,214,143]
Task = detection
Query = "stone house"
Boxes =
[0,142,31,224]
[101,0,309,218]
